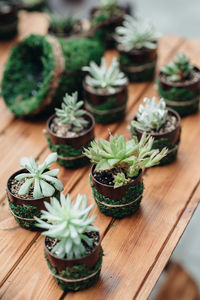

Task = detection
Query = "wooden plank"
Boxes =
[0,36,184,298]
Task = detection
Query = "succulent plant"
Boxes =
[161,53,193,81]
[115,15,160,51]
[114,172,129,188]
[48,13,80,35]
[83,57,128,93]
[131,97,168,132]
[14,153,63,199]
[84,134,167,187]
[55,92,89,133]
[35,193,98,259]
[100,0,118,8]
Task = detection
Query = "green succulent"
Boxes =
[55,92,89,133]
[131,97,168,132]
[35,193,98,259]
[115,15,160,51]
[161,53,193,81]
[15,153,63,199]
[114,172,129,188]
[48,13,80,35]
[83,57,128,93]
[84,134,168,187]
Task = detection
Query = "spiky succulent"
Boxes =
[131,97,168,132]
[161,53,193,81]
[83,57,128,93]
[48,13,80,35]
[35,193,98,259]
[15,153,63,199]
[115,15,160,51]
[55,92,89,133]
[84,134,167,187]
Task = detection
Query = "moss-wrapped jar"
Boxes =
[83,81,128,124]
[44,233,103,292]
[131,108,181,165]
[6,169,53,231]
[0,1,18,40]
[118,45,157,82]
[1,34,104,117]
[90,166,144,218]
[45,112,95,169]
[158,67,200,117]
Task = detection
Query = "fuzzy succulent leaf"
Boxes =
[114,172,129,188]
[161,53,193,81]
[15,153,63,199]
[115,15,160,51]
[131,97,168,132]
[83,57,128,93]
[55,92,89,133]
[35,194,99,259]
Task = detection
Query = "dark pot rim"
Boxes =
[47,112,95,141]
[158,66,200,88]
[117,43,158,55]
[83,79,128,97]
[132,108,181,138]
[7,169,46,202]
[91,165,142,190]
[44,231,101,264]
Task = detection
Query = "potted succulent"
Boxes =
[35,193,103,292]
[131,97,181,165]
[90,0,131,49]
[1,33,104,117]
[44,92,95,169]
[157,53,200,117]
[82,57,128,124]
[115,15,160,82]
[6,153,63,231]
[0,1,18,40]
[48,14,83,38]
[84,134,167,218]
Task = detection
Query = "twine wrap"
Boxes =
[90,176,144,218]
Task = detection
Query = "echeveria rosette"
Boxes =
[115,15,161,51]
[100,0,118,8]
[35,194,99,259]
[131,97,168,132]
[83,57,128,93]
[15,153,63,199]
[84,134,168,187]
[55,92,89,133]
[161,53,194,82]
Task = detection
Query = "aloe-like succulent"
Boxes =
[55,92,88,133]
[83,57,128,93]
[131,97,168,132]
[161,53,193,81]
[115,15,160,51]
[35,193,98,259]
[84,134,167,187]
[15,153,63,199]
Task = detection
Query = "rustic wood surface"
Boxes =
[0,12,200,300]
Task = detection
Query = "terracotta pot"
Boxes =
[47,112,95,149]
[44,232,101,272]
[7,169,51,211]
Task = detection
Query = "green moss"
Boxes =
[157,80,199,117]
[90,176,144,218]
[45,248,103,292]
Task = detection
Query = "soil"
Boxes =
[9,178,35,200]
[46,231,99,259]
[50,117,89,138]
[160,68,200,86]
[94,167,133,186]
[148,113,177,134]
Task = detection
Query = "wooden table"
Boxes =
[0,12,200,300]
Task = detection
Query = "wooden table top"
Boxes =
[0,12,200,300]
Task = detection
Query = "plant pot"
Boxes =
[157,68,200,117]
[0,2,18,40]
[45,112,95,169]
[44,232,103,291]
[90,166,144,218]
[20,0,46,11]
[118,45,158,82]
[131,108,181,165]
[1,34,104,118]
[83,80,128,124]
[6,169,54,231]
